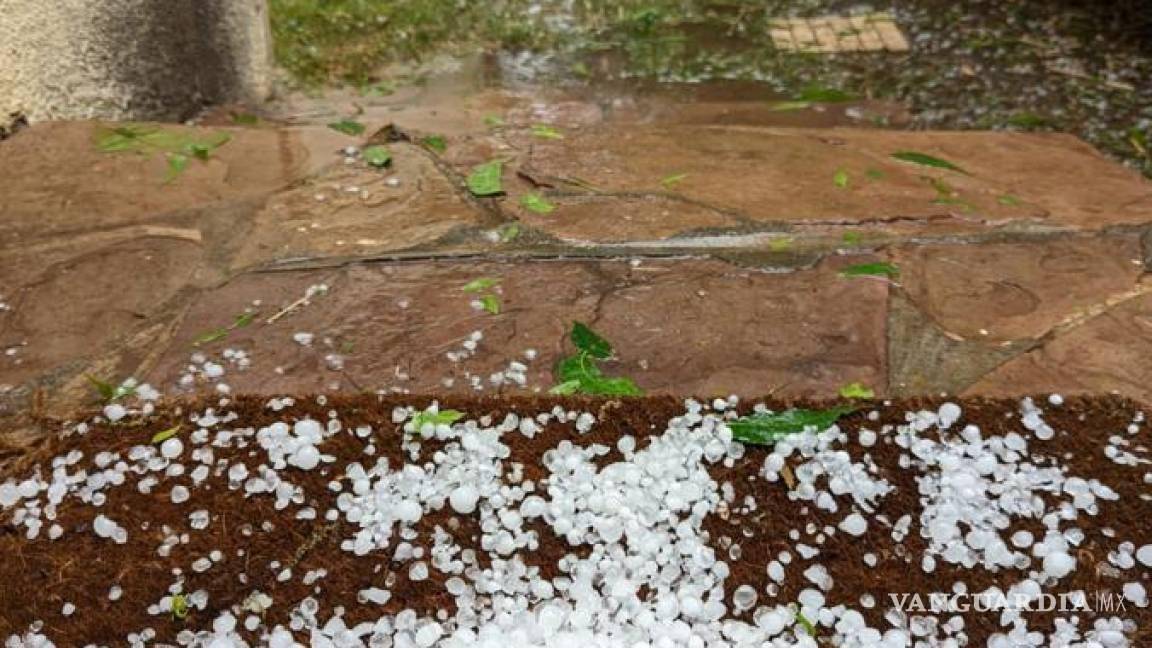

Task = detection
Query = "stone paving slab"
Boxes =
[143,257,889,399]
[487,125,1152,243]
[229,144,486,270]
[4,117,1152,445]
[964,287,1152,403]
[0,122,347,248]
[892,234,1146,342]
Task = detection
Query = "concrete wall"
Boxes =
[0,0,274,122]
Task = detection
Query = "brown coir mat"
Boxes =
[0,394,1149,645]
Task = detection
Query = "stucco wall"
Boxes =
[0,0,273,122]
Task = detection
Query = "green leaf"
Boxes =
[151,425,182,445]
[891,151,968,174]
[86,375,136,403]
[729,407,856,445]
[484,115,505,128]
[479,294,501,315]
[467,161,504,196]
[661,173,688,188]
[833,169,849,189]
[795,85,856,103]
[411,409,465,429]
[194,328,229,346]
[531,124,564,140]
[171,594,189,620]
[85,375,117,402]
[548,379,582,395]
[571,322,612,359]
[865,168,886,180]
[462,277,501,293]
[795,610,817,636]
[767,101,812,112]
[165,153,190,183]
[520,192,555,214]
[497,223,520,242]
[362,145,392,168]
[839,261,900,279]
[328,119,366,136]
[997,194,1022,206]
[421,135,447,154]
[768,237,793,252]
[838,382,875,399]
[557,353,604,383]
[842,231,863,245]
[581,376,643,396]
[233,311,257,328]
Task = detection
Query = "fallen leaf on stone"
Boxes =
[839,261,900,279]
[520,193,556,214]
[468,161,504,196]
[328,119,366,136]
[891,151,968,174]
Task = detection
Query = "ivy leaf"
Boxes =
[531,124,564,140]
[834,169,849,188]
[661,173,688,188]
[891,151,968,174]
[462,277,501,293]
[362,145,392,168]
[467,161,504,196]
[839,261,900,279]
[580,376,643,396]
[520,192,556,214]
[729,407,856,445]
[479,294,501,315]
[411,409,465,429]
[557,353,604,383]
[421,135,447,154]
[838,382,875,399]
[151,425,182,445]
[548,379,582,395]
[328,119,366,136]
[571,322,612,359]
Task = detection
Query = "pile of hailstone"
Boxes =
[1,396,1147,648]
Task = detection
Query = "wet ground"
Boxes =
[1,1,1152,453]
[269,0,1152,177]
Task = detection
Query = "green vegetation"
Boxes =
[85,375,137,403]
[550,323,642,396]
[728,406,855,446]
[467,161,505,196]
[839,261,900,279]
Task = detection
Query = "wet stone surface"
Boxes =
[144,257,889,400]
[1,110,1151,447]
